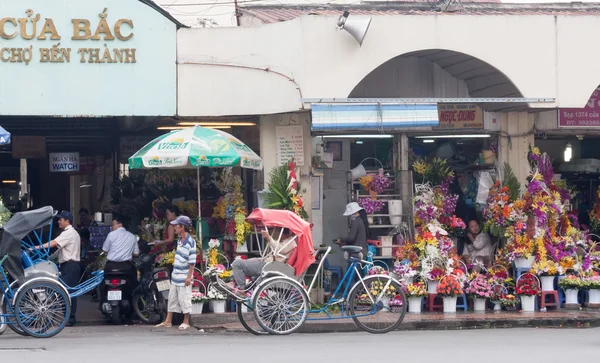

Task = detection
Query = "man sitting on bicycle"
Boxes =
[227,227,297,295]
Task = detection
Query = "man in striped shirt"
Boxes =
[155,215,196,330]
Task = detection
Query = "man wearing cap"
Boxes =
[155,216,196,330]
[36,210,81,326]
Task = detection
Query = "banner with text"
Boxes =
[559,88,600,127]
[435,104,483,130]
[49,152,79,172]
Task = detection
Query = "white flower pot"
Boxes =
[473,298,487,312]
[367,217,374,224]
[540,276,555,292]
[192,302,204,314]
[588,289,600,304]
[565,289,579,305]
[388,200,402,226]
[209,300,226,313]
[520,295,536,312]
[493,302,502,311]
[443,296,457,313]
[236,242,248,253]
[427,280,439,295]
[514,257,534,269]
[408,297,423,313]
[240,304,248,313]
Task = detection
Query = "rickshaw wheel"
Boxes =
[14,280,71,338]
[237,301,267,336]
[348,275,407,334]
[252,277,308,335]
[0,298,6,336]
[2,286,28,336]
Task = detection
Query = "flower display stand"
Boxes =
[209,300,226,313]
[520,295,536,312]
[192,302,204,315]
[473,298,487,312]
[587,289,600,308]
[563,289,580,309]
[408,297,423,313]
[539,290,560,310]
[442,297,457,313]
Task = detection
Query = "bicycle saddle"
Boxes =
[341,245,363,254]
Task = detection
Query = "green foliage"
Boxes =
[502,163,521,202]
[110,172,155,233]
[263,162,308,220]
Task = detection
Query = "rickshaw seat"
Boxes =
[341,245,363,254]
[262,261,297,280]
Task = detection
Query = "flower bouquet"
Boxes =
[370,174,392,194]
[466,274,492,311]
[207,286,228,313]
[358,198,384,215]
[369,279,397,298]
[499,294,519,311]
[437,275,464,313]
[358,175,374,192]
[406,282,428,298]
[367,266,389,276]
[389,294,405,313]
[191,291,208,314]
[559,275,583,306]
[516,273,540,312]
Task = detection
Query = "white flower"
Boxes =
[208,239,220,249]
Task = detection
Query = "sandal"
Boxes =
[178,323,191,331]
[155,322,172,328]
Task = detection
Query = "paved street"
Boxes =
[0,326,599,362]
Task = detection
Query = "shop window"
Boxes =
[119,163,129,178]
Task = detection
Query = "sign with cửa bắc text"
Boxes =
[49,152,79,172]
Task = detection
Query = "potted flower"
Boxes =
[465,274,492,312]
[207,286,228,313]
[516,273,541,312]
[389,294,405,313]
[436,275,464,313]
[558,274,583,307]
[358,198,384,223]
[367,266,389,276]
[406,282,428,313]
[369,279,397,308]
[531,259,563,292]
[489,284,508,311]
[499,294,519,311]
[426,268,445,295]
[583,275,600,307]
[191,291,208,314]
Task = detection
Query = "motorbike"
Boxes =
[131,252,172,324]
[100,259,137,325]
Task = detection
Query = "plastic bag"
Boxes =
[476,171,495,204]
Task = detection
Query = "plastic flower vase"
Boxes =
[493,302,502,311]
[473,298,487,312]
[408,297,423,313]
[514,257,534,269]
[427,280,439,295]
[565,289,579,305]
[540,276,555,292]
[192,302,204,315]
[520,295,535,312]
[209,300,226,313]
[443,296,457,313]
[588,289,600,304]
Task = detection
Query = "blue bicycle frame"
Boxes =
[0,255,17,323]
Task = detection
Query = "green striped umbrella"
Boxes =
[128,126,263,239]
[128,126,262,170]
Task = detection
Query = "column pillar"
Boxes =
[497,112,535,188]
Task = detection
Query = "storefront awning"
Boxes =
[311,103,439,132]
[0,126,11,145]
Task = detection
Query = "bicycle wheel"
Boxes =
[0,298,5,336]
[348,275,406,334]
[252,277,308,335]
[237,301,267,336]
[2,283,27,337]
[14,280,71,338]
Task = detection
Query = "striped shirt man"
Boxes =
[171,234,197,286]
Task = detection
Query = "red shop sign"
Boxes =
[559,88,600,127]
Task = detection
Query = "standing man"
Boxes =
[36,210,81,326]
[155,216,196,331]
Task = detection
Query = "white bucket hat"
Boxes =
[343,202,363,216]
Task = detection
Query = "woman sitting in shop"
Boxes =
[461,219,494,268]
[151,205,181,253]
[335,202,369,258]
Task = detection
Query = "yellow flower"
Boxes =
[531,147,540,155]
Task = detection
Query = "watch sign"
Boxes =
[49,152,79,172]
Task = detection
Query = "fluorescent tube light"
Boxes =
[321,134,393,139]
[414,134,490,139]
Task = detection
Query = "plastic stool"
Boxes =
[456,293,468,311]
[426,294,443,312]
[324,258,342,285]
[539,291,560,310]
[514,267,530,281]
[556,275,566,306]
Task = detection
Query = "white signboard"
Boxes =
[275,125,304,166]
[120,136,152,162]
[0,0,177,116]
[49,152,80,172]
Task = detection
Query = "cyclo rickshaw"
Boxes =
[0,206,103,338]
[207,208,407,335]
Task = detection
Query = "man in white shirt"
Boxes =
[36,210,81,326]
[102,216,139,286]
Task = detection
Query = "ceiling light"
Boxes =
[321,134,393,139]
[355,140,363,144]
[157,126,232,130]
[564,142,572,162]
[423,139,435,143]
[2,180,16,184]
[414,134,491,139]
[177,122,256,127]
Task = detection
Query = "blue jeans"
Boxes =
[60,261,81,322]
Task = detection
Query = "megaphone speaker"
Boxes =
[342,16,372,46]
